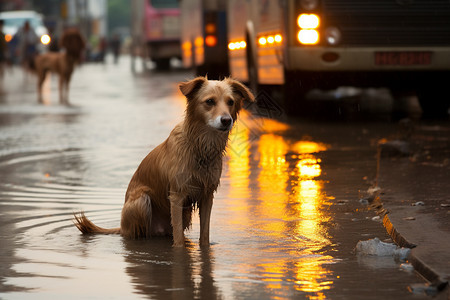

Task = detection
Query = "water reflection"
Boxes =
[123,239,221,299]
[226,115,334,297]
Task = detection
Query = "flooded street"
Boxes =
[0,58,428,299]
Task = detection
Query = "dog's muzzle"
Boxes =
[209,115,234,131]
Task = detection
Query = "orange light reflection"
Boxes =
[226,114,335,297]
[227,119,251,225]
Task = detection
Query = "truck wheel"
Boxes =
[155,58,171,70]
[283,71,311,115]
[417,89,450,119]
[246,31,259,95]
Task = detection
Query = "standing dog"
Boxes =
[74,77,255,247]
[34,28,85,104]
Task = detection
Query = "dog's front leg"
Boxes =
[169,193,185,247]
[199,195,213,247]
[37,71,45,103]
[58,75,65,104]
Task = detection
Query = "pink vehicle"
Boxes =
[142,0,181,69]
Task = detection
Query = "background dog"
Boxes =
[34,28,85,104]
[74,77,255,247]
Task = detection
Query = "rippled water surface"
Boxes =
[0,59,427,299]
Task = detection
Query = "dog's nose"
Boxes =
[220,116,232,127]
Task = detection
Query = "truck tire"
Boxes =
[245,27,259,95]
[417,88,450,119]
[155,58,171,70]
[283,70,312,115]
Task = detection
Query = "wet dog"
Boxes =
[34,28,85,104]
[74,77,254,246]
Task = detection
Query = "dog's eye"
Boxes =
[227,99,235,106]
[205,98,215,106]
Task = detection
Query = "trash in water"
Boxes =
[378,139,411,157]
[356,238,410,260]
[371,216,381,222]
[408,283,439,296]
[359,198,369,205]
[403,216,416,221]
[358,186,381,205]
[337,199,349,205]
[367,186,381,195]
[412,201,425,206]
[399,263,414,272]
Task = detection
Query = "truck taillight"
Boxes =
[204,22,217,47]
[228,41,246,50]
[258,34,283,47]
[204,12,218,48]
[205,35,217,47]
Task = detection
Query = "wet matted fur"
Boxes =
[74,77,255,246]
[34,28,85,104]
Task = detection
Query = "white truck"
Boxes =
[131,0,182,70]
[227,0,450,116]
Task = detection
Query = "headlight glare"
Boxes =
[40,34,51,45]
[297,14,320,29]
[297,29,319,45]
[324,27,341,45]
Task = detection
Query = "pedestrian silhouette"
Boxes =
[17,21,39,70]
[110,33,121,64]
[0,20,6,78]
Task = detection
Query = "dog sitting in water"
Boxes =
[34,28,85,104]
[74,77,255,246]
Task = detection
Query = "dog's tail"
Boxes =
[73,212,121,235]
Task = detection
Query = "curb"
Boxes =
[382,214,449,293]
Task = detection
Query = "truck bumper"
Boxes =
[286,46,450,72]
[147,40,181,60]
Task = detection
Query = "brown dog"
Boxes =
[74,77,255,246]
[34,28,85,104]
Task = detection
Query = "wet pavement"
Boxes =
[377,123,450,297]
[0,56,444,299]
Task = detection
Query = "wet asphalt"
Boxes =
[0,55,446,299]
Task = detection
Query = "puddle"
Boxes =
[0,62,428,299]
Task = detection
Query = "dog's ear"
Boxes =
[228,79,255,103]
[179,77,207,100]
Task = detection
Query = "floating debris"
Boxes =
[356,237,410,260]
[371,216,381,222]
[359,198,369,205]
[403,217,416,221]
[408,283,439,296]
[367,186,381,195]
[337,199,349,205]
[412,201,425,206]
[358,186,381,205]
[378,139,411,157]
[399,263,414,272]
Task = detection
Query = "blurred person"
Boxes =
[87,34,99,62]
[16,21,39,70]
[0,20,6,78]
[48,27,60,53]
[110,33,121,64]
[98,36,107,63]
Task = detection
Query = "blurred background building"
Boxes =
[1,0,108,39]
